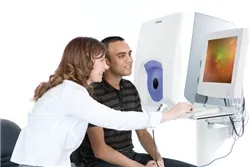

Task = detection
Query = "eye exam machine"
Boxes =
[134,12,249,166]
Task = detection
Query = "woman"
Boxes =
[11,37,192,167]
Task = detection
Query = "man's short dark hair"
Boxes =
[101,36,124,60]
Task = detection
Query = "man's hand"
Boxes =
[146,160,158,167]
[156,159,165,167]
[145,159,165,167]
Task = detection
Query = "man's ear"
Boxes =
[105,58,111,66]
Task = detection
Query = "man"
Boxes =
[79,36,196,167]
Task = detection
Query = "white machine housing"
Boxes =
[134,12,236,111]
[134,12,193,111]
[133,12,241,166]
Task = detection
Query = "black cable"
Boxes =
[223,98,228,106]
[228,97,245,138]
[229,116,244,137]
[152,130,160,167]
[232,100,248,141]
[242,96,246,113]
[204,96,208,104]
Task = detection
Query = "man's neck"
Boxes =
[103,73,122,90]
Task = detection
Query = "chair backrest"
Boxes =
[0,119,21,167]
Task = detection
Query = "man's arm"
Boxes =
[87,127,145,167]
[136,129,163,162]
[134,85,163,162]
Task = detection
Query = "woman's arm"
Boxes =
[63,81,192,131]
[63,84,162,130]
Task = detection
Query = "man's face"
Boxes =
[106,40,133,77]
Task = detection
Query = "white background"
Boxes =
[0,0,249,166]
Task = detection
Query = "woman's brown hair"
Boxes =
[33,37,106,101]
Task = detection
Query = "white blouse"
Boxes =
[11,80,162,167]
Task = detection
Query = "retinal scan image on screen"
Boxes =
[203,36,238,83]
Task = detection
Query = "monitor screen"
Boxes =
[203,36,238,83]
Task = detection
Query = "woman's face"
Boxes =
[88,56,109,84]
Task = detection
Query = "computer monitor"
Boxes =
[197,28,249,99]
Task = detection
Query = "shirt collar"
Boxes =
[102,78,125,92]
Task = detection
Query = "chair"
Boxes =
[70,146,85,167]
[1,119,21,167]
